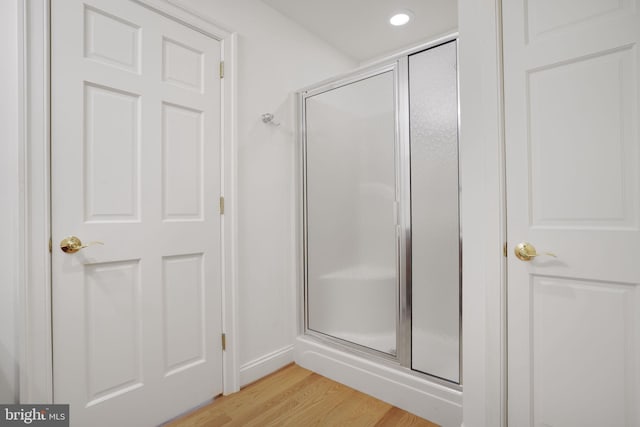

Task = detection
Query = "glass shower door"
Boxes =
[409,41,460,383]
[304,69,398,356]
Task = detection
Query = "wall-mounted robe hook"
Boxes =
[261,113,280,126]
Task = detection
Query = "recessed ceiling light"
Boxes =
[389,11,412,26]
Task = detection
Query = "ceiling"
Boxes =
[262,0,457,63]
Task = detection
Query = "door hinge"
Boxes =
[219,196,225,215]
[49,237,52,253]
[221,333,226,351]
[503,242,508,258]
[219,61,224,79]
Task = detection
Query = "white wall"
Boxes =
[458,0,505,426]
[0,0,20,404]
[170,0,357,385]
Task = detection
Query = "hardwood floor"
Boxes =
[167,364,439,427]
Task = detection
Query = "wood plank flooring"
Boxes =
[167,364,439,427]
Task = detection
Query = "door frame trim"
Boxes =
[458,0,507,426]
[19,0,240,403]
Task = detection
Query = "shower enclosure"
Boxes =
[300,39,461,384]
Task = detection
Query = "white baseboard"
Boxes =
[239,344,294,387]
[294,336,462,427]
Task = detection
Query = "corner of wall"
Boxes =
[239,345,294,387]
[172,0,356,386]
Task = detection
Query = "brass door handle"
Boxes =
[60,236,104,254]
[514,242,556,261]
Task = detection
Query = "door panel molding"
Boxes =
[19,0,239,403]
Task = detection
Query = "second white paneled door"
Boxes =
[504,0,640,426]
[51,0,223,425]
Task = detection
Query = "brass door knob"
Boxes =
[514,242,556,261]
[60,236,103,253]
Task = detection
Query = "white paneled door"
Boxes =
[51,0,223,425]
[504,1,640,426]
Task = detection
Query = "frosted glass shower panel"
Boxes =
[410,41,460,382]
[305,71,398,355]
